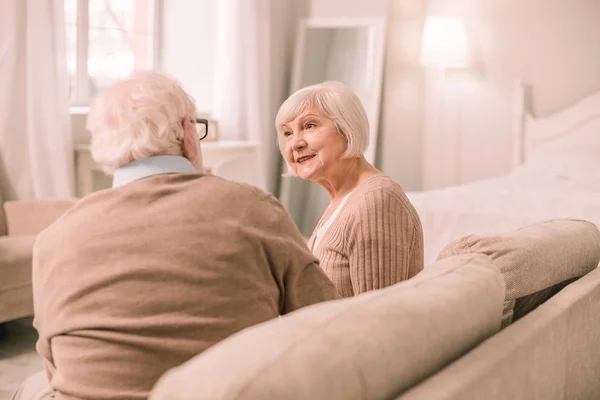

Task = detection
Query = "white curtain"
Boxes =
[212,0,299,195]
[0,0,74,200]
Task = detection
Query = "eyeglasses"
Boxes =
[195,118,209,141]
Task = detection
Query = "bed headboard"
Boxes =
[512,80,600,168]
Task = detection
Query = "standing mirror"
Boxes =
[280,17,387,237]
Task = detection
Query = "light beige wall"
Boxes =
[377,0,426,191]
[419,0,600,189]
[519,0,600,116]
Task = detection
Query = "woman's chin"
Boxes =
[292,158,322,180]
[297,168,320,181]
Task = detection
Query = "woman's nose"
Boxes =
[291,135,307,150]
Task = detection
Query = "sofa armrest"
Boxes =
[4,198,78,236]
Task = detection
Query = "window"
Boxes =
[65,0,158,105]
[160,0,217,113]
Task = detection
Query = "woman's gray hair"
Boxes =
[275,81,370,159]
[87,71,197,175]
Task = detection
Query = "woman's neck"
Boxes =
[316,157,380,202]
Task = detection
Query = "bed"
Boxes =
[407,82,600,264]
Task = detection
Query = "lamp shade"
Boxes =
[420,16,469,69]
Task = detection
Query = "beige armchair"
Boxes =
[0,197,77,324]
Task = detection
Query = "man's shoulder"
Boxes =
[39,174,279,230]
[160,174,285,222]
[109,173,275,208]
[187,174,276,205]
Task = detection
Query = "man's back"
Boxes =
[33,173,339,399]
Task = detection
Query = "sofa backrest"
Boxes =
[3,199,77,236]
[397,266,600,400]
[437,219,600,326]
[150,254,505,400]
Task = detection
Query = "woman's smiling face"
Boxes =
[280,106,347,181]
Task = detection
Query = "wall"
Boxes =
[377,0,426,191]
[419,0,600,189]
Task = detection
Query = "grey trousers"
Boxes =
[10,371,53,400]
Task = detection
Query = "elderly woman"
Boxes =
[276,81,424,297]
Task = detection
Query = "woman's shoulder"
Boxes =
[346,174,421,224]
[352,174,407,200]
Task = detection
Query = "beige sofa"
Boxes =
[0,196,76,324]
[149,219,600,400]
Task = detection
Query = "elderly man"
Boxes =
[13,71,340,400]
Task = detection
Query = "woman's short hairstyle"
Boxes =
[87,71,197,174]
[275,81,370,160]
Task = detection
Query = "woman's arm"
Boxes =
[348,190,424,295]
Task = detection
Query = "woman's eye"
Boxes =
[306,123,316,129]
[283,131,292,137]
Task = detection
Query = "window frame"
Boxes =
[69,0,162,106]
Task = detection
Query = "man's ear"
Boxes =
[182,118,198,162]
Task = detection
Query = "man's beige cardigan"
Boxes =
[32,174,340,399]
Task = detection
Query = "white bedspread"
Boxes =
[407,146,600,264]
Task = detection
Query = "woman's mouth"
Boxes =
[297,155,316,164]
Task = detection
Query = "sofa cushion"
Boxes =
[9,370,53,400]
[0,235,36,322]
[437,219,600,326]
[4,199,77,236]
[0,235,36,287]
[150,254,505,400]
[397,266,600,400]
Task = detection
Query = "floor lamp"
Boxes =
[420,16,470,185]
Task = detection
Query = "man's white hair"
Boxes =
[275,80,370,160]
[87,71,197,174]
